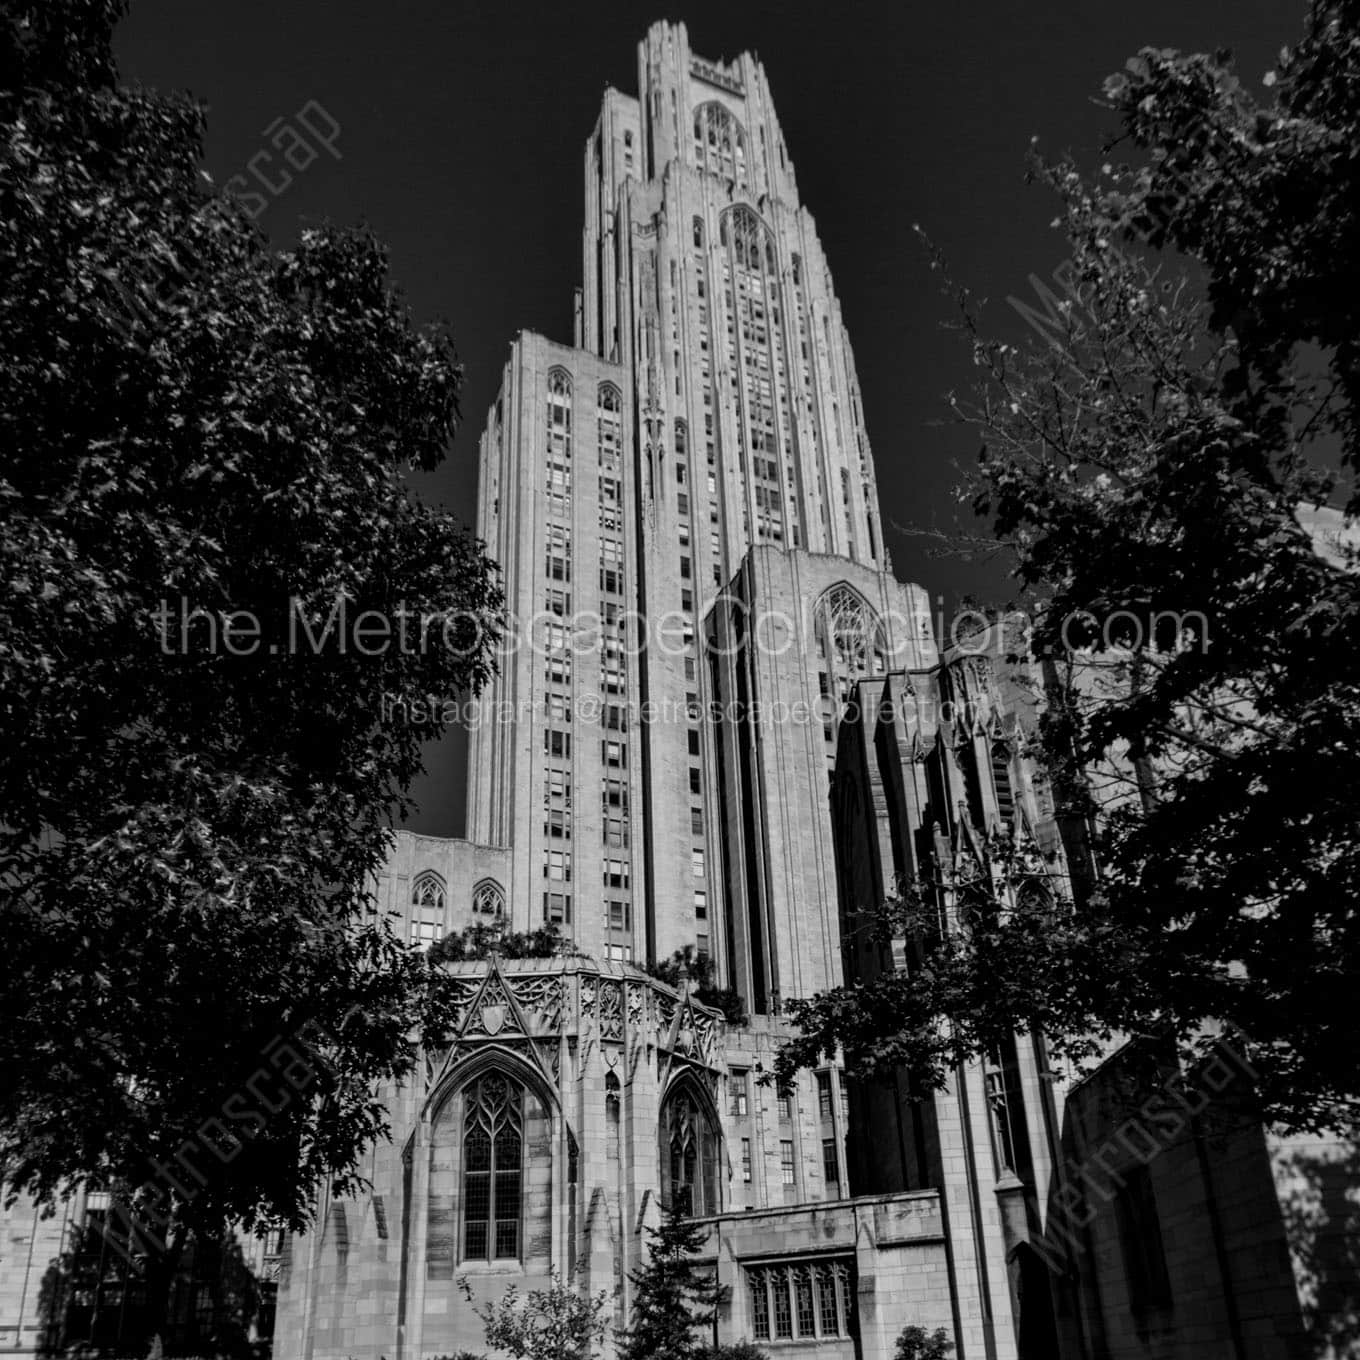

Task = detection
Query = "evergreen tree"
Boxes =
[620,1202,722,1360]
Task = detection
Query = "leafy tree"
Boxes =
[895,1326,954,1360]
[779,1,1360,1131]
[647,947,747,1026]
[0,0,500,1314]
[461,1270,610,1360]
[620,1202,722,1360]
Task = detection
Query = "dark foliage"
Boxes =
[619,1203,722,1360]
[895,1326,954,1360]
[646,948,747,1026]
[0,0,501,1260]
[780,2,1360,1132]
[427,923,578,965]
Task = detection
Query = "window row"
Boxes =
[410,872,503,947]
[545,372,621,416]
[542,732,631,766]
[748,1260,854,1342]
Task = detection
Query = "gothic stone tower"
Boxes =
[465,20,935,993]
[273,22,973,1360]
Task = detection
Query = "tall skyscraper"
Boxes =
[1,23,1350,1360]
[267,25,977,1359]
[465,20,935,997]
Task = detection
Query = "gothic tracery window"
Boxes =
[472,879,504,918]
[692,102,749,187]
[747,1259,854,1341]
[717,204,795,545]
[548,370,572,448]
[462,1073,523,1261]
[545,369,574,521]
[660,1085,719,1215]
[815,585,888,758]
[725,204,772,274]
[411,872,445,948]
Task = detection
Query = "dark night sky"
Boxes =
[115,0,1298,837]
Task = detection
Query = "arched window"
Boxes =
[692,102,749,187]
[660,1084,719,1215]
[814,585,888,754]
[547,371,573,515]
[693,216,704,249]
[547,369,573,435]
[462,1072,523,1261]
[472,879,504,918]
[724,205,772,274]
[816,584,886,675]
[598,385,622,479]
[411,872,445,948]
[1015,879,1054,916]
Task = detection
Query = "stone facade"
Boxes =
[271,899,957,1360]
[829,629,1360,1359]
[466,18,901,982]
[8,20,1357,1360]
[274,23,981,1360]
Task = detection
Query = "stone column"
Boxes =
[404,1112,431,1360]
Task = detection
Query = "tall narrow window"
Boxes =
[1115,1164,1173,1311]
[817,1071,834,1120]
[773,1270,793,1337]
[751,1270,771,1340]
[410,872,445,948]
[661,1086,719,1215]
[730,1073,749,1117]
[547,369,573,432]
[462,1073,523,1261]
[597,385,622,474]
[794,1267,816,1336]
[822,1138,840,1196]
[692,103,749,188]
